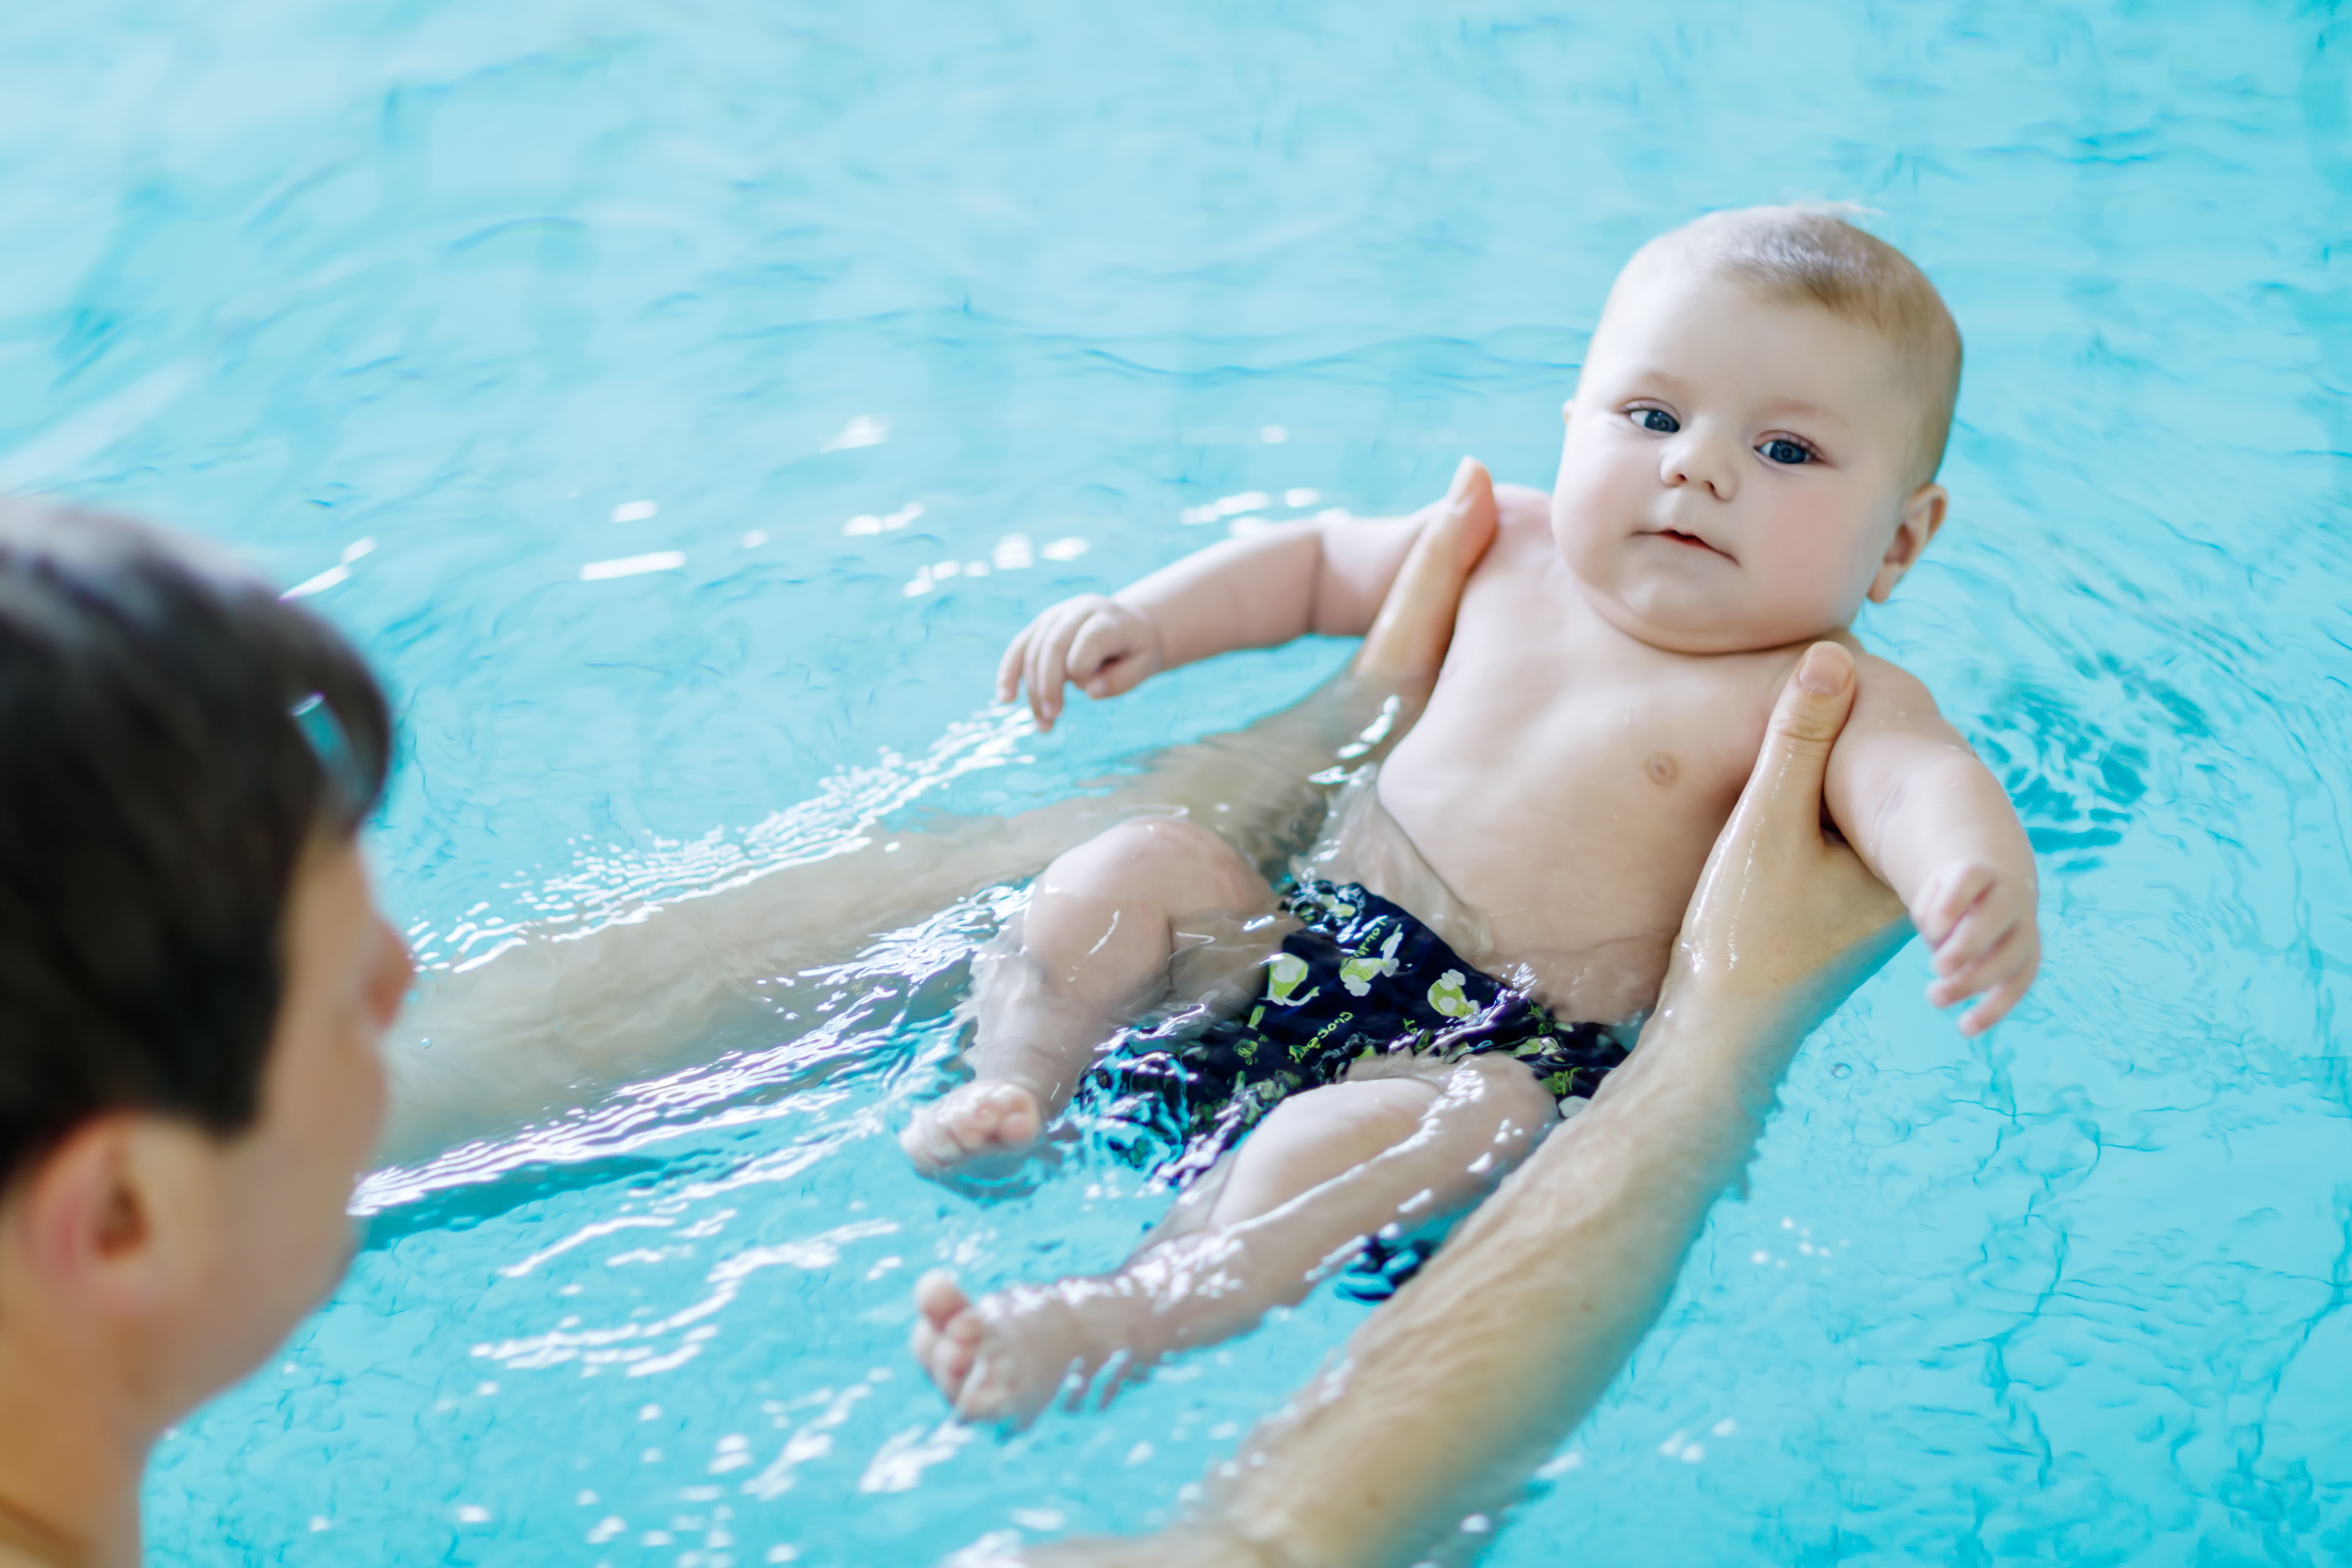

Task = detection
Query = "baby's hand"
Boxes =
[1913,860,2041,1035]
[995,594,1164,732]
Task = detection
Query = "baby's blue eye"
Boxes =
[1631,408,1678,434]
[1759,437,1813,465]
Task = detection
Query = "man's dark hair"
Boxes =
[0,501,392,1183]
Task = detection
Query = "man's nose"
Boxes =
[1659,427,1738,502]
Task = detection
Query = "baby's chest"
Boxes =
[1517,679,1768,815]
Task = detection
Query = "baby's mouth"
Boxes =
[1648,527,1732,560]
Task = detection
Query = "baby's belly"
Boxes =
[1313,765,1721,1026]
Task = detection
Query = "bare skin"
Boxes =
[909,462,1517,1422]
[898,462,1502,1178]
[909,224,2039,1423]
[0,840,409,1568]
[1013,644,1912,1568]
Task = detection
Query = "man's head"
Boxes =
[1552,206,1963,653]
[0,503,408,1438]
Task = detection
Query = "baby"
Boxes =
[905,207,2039,1425]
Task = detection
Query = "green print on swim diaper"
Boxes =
[1301,885,1359,924]
[1266,951,1316,1007]
[1338,928,1405,998]
[1428,969,1476,1020]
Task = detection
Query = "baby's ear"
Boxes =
[1867,484,1948,603]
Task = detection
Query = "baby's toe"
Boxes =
[898,1106,957,1169]
[914,1269,970,1329]
[986,1085,1042,1146]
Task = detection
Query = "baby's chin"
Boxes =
[1576,573,1844,656]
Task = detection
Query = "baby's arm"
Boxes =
[998,460,1493,730]
[1824,654,2041,1035]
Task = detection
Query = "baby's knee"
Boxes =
[1441,1056,1561,1146]
[1260,1079,1438,1167]
[1049,815,1261,905]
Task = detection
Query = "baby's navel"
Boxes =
[1643,751,1679,787]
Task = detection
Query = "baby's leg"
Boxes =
[899,816,1277,1176]
[913,1054,1557,1425]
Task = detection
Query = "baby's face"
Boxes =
[1551,261,1942,654]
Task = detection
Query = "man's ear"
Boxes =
[1867,483,1947,603]
[16,1116,208,1319]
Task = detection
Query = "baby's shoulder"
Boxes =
[1817,638,1961,753]
[1835,638,1942,719]
[1493,482,1552,536]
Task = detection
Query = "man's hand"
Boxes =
[1668,641,1911,1020]
[1915,861,2041,1035]
[996,595,1164,733]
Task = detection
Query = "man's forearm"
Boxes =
[1187,984,1814,1568]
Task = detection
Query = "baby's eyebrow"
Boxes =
[1754,395,1848,426]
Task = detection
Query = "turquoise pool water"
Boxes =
[4,1,2348,1561]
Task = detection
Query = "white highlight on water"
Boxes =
[822,415,889,450]
[581,550,686,580]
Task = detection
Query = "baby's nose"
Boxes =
[1659,432,1737,501]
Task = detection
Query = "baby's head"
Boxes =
[1552,206,1962,653]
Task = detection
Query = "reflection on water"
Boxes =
[0,0,2342,1562]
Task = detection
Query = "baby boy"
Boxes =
[904,207,2039,1425]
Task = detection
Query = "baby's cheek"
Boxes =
[1765,518,1878,614]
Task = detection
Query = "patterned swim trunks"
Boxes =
[1094,878,1632,1189]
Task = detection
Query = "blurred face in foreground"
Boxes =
[164,837,408,1404]
[0,838,407,1446]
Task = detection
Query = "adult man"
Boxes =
[0,505,409,1567]
[0,500,1896,1568]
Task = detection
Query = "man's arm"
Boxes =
[1825,653,2040,1035]
[1017,642,1912,1568]
[380,484,1503,1166]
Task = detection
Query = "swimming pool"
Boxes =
[4,0,2348,1560]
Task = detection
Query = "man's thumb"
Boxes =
[1766,642,1858,764]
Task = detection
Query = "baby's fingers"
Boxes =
[1025,603,1096,731]
[1915,864,1995,947]
[1930,894,2011,981]
[1925,921,2023,1009]
[996,623,1037,705]
[1067,615,1147,699]
[1958,960,2037,1037]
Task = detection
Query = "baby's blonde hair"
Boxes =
[1629,206,1963,491]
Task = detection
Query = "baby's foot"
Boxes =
[899,1080,1045,1176]
[1355,455,1500,684]
[910,1268,1160,1429]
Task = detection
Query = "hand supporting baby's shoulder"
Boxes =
[1826,647,2042,1035]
